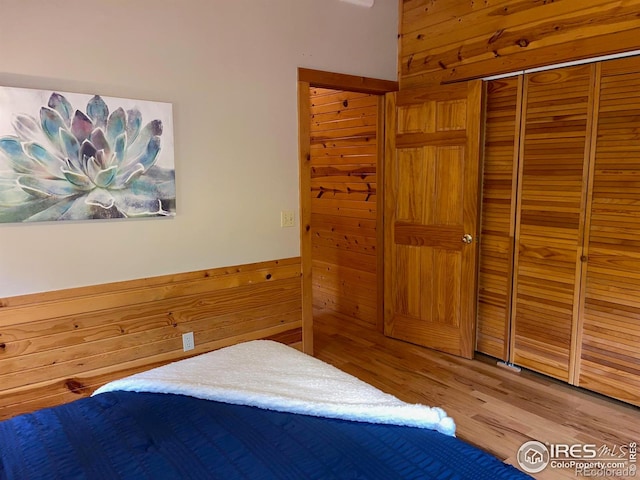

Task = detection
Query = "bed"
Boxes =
[0,340,532,479]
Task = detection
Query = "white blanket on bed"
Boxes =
[93,340,456,436]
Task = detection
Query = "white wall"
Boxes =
[0,0,397,296]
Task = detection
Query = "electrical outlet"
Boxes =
[182,332,195,352]
[281,210,295,227]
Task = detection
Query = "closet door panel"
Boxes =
[578,56,640,406]
[477,77,522,360]
[511,65,594,381]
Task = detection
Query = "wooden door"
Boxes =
[576,56,640,406]
[476,76,523,361]
[384,81,483,359]
[510,65,596,381]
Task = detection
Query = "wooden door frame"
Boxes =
[297,68,398,354]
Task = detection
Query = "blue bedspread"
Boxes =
[0,391,531,479]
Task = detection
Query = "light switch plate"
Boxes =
[281,210,295,227]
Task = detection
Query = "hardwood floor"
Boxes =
[313,311,640,480]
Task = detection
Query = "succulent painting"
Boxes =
[0,90,175,222]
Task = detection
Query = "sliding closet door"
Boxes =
[510,65,596,381]
[576,56,640,405]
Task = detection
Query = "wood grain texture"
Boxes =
[399,0,640,88]
[298,68,398,94]
[309,87,380,326]
[299,68,395,350]
[479,56,640,406]
[510,64,596,382]
[384,81,482,358]
[299,80,315,354]
[0,258,302,420]
[577,55,640,405]
[376,97,387,332]
[394,223,465,249]
[314,309,640,480]
[477,76,522,360]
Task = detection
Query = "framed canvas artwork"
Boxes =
[0,86,175,223]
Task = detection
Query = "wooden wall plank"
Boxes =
[309,88,380,327]
[399,0,640,88]
[0,258,302,420]
[0,260,300,327]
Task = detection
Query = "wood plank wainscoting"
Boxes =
[0,258,301,420]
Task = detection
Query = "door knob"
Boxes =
[461,234,473,244]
